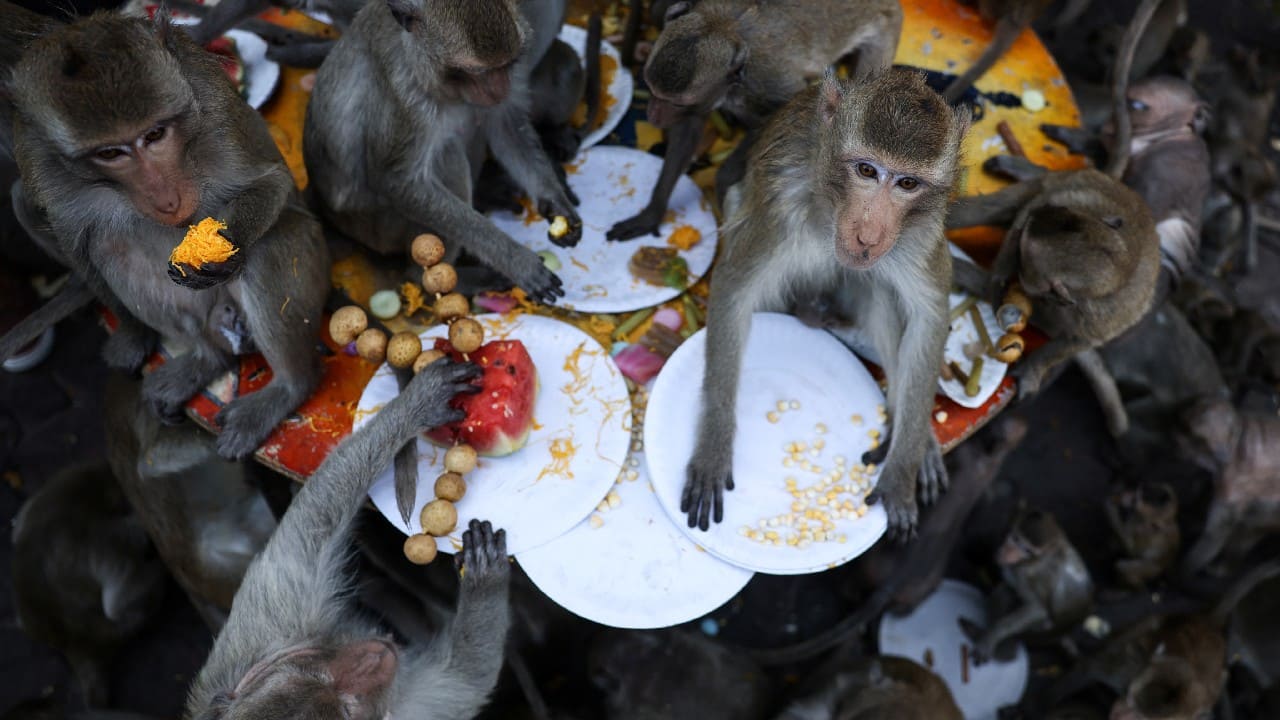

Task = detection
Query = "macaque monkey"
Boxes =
[0,0,57,152]
[185,359,514,720]
[9,12,329,460]
[304,0,581,305]
[686,69,967,538]
[949,169,1160,420]
[589,630,772,720]
[10,464,167,707]
[961,509,1094,663]
[775,656,962,720]
[104,371,276,630]
[1106,481,1180,588]
[940,0,1054,104]
[606,0,902,241]
[1177,398,1280,576]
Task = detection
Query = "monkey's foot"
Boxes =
[982,155,1047,183]
[682,459,734,531]
[918,440,949,506]
[405,360,482,430]
[606,206,665,242]
[214,386,293,460]
[511,255,566,305]
[866,469,918,541]
[142,355,213,424]
[103,322,158,376]
[456,519,510,587]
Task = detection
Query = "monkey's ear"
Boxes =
[818,69,842,126]
[1048,279,1075,306]
[1191,104,1210,135]
[665,1,693,22]
[330,641,398,695]
[729,43,748,82]
[385,0,420,32]
[152,3,180,52]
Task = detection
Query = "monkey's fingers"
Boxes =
[606,210,663,242]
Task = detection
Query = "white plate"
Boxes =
[557,24,632,150]
[356,314,632,555]
[878,579,1029,720]
[488,145,718,314]
[172,17,280,110]
[645,313,889,575]
[941,245,1009,408]
[517,443,754,629]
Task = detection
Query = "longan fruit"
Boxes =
[403,534,438,565]
[355,328,388,364]
[411,234,446,267]
[449,317,484,354]
[434,472,467,502]
[444,444,478,474]
[413,348,447,374]
[329,305,368,345]
[420,499,458,536]
[422,263,458,295]
[434,292,470,321]
[993,333,1025,363]
[387,332,423,369]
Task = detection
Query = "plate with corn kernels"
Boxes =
[644,312,890,575]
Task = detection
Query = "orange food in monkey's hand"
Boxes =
[170,218,238,275]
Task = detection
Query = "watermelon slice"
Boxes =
[424,338,538,457]
[205,36,247,100]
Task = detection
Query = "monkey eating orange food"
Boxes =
[169,218,238,274]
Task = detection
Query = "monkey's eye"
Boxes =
[897,177,919,191]
[143,126,167,144]
[95,148,126,161]
[1103,216,1124,230]
[1128,99,1149,112]
[855,162,878,179]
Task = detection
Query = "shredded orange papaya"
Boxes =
[401,282,427,315]
[169,218,237,275]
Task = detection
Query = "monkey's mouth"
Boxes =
[834,240,880,270]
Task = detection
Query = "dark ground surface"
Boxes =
[3,0,1280,718]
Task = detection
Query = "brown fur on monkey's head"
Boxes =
[385,0,527,106]
[12,12,198,152]
[812,68,969,271]
[642,0,749,128]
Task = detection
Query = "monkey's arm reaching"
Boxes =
[1014,336,1095,399]
[608,116,704,241]
[484,103,582,247]
[396,520,512,719]
[964,599,1049,663]
[371,173,565,305]
[945,180,1040,229]
[182,0,273,46]
[201,362,480,661]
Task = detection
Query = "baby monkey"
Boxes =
[686,69,969,537]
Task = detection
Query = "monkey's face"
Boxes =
[204,640,398,720]
[817,70,967,271]
[1103,78,1207,148]
[996,510,1056,567]
[1111,658,1206,720]
[87,120,201,227]
[388,0,526,106]
[643,7,744,128]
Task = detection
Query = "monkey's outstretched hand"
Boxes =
[401,359,484,431]
[537,198,583,248]
[167,251,245,291]
[682,454,734,531]
[606,205,665,242]
[511,249,567,305]
[866,467,918,541]
[455,519,510,587]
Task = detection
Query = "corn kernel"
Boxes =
[866,463,877,473]
[815,423,828,434]
[857,506,868,517]
[739,526,750,536]
[767,411,780,423]
[626,470,639,481]
[814,438,826,450]
[838,534,848,543]
[607,491,622,508]
[777,400,788,412]
[791,501,804,512]
[934,410,948,423]
[765,531,779,540]
[787,536,799,546]
[835,455,847,466]
[597,500,609,512]
[590,514,604,529]
[851,414,863,425]
[783,458,795,467]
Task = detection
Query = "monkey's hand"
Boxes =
[404,360,484,430]
[957,617,995,664]
[510,249,567,305]
[167,252,245,291]
[866,462,919,541]
[682,453,734,531]
[102,320,159,376]
[537,198,583,248]
[1011,360,1046,401]
[455,519,510,588]
[607,205,665,242]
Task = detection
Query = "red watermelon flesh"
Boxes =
[424,338,538,457]
[205,36,247,98]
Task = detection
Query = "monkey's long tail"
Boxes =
[0,277,93,362]
[941,17,1021,104]
[1105,0,1163,180]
